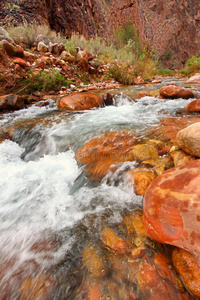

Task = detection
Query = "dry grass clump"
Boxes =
[6,20,64,48]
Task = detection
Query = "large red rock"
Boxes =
[57,92,103,111]
[184,99,200,112]
[159,84,194,99]
[76,130,137,180]
[176,122,200,157]
[13,58,29,69]
[143,159,200,261]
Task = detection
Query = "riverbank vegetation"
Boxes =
[1,21,199,94]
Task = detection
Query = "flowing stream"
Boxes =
[0,79,198,299]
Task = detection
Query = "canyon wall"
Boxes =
[0,0,200,67]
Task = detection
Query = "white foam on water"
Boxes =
[19,95,192,160]
[0,139,140,271]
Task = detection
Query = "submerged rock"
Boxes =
[19,274,56,300]
[176,122,200,157]
[132,143,159,161]
[82,243,107,278]
[101,227,128,254]
[57,92,103,111]
[172,247,200,299]
[76,130,137,180]
[143,159,200,261]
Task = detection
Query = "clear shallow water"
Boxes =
[0,90,196,298]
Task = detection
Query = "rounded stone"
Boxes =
[143,159,200,261]
[184,99,200,113]
[57,92,103,111]
[176,122,200,157]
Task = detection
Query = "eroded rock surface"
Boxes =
[143,159,200,260]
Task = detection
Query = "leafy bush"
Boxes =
[114,21,140,48]
[157,62,175,76]
[21,70,70,93]
[179,56,200,76]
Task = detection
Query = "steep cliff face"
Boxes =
[96,0,200,67]
[1,0,199,67]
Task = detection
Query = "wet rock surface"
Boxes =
[172,247,200,299]
[57,92,103,111]
[0,78,200,299]
[143,159,200,261]
[76,130,137,180]
[159,84,194,99]
[0,94,25,111]
[184,99,200,112]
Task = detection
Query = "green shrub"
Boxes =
[157,62,175,76]
[114,21,140,49]
[108,63,135,85]
[21,70,71,93]
[179,56,200,76]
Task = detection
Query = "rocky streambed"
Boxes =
[0,78,200,299]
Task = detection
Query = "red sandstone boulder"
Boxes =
[0,40,18,56]
[0,94,25,111]
[76,130,137,180]
[159,84,194,99]
[13,58,29,69]
[185,73,200,84]
[172,248,200,298]
[176,122,200,157]
[57,92,103,111]
[143,159,200,261]
[184,99,200,112]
